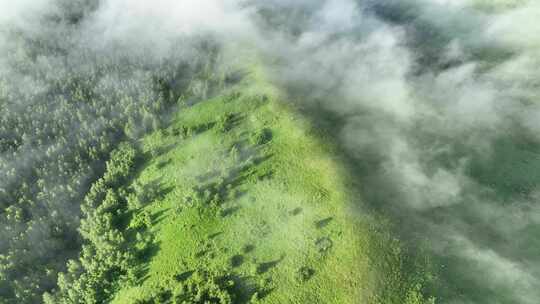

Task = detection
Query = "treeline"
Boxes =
[43,143,140,304]
[0,1,223,302]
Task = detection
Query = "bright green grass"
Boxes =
[111,82,432,303]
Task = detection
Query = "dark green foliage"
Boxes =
[43,143,140,304]
[131,269,238,304]
[103,143,138,187]
[315,237,333,254]
[223,91,241,103]
[130,211,153,230]
[242,245,255,254]
[135,232,154,254]
[254,257,282,275]
[0,3,224,301]
[404,284,436,304]
[174,269,236,304]
[186,143,269,215]
[296,266,315,282]
[131,180,166,208]
[249,128,272,146]
[156,159,172,169]
[131,268,270,304]
[230,255,244,268]
[217,113,235,133]
[172,126,191,139]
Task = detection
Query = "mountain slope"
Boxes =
[107,81,433,303]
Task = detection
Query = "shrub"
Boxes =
[103,142,138,186]
[173,269,237,304]
[130,210,152,230]
[296,266,315,282]
[217,113,235,133]
[250,128,272,146]
[135,232,153,250]
[127,192,142,209]
[315,237,333,253]
[404,283,436,304]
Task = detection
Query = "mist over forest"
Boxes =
[1,0,539,303]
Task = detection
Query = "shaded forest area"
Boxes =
[0,2,222,302]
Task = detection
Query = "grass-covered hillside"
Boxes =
[55,81,433,304]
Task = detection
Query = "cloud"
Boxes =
[0,0,53,27]
[242,0,540,302]
[83,0,254,56]
[1,0,539,303]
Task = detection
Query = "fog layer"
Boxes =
[1,1,539,303]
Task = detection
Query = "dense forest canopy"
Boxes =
[0,1,224,302]
[1,0,540,303]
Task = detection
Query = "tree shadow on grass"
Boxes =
[193,152,273,207]
[133,238,161,285]
[315,217,333,229]
[155,158,172,169]
[171,270,271,304]
[256,255,285,274]
[220,205,241,217]
[292,90,540,303]
[142,143,177,163]
[175,270,195,282]
[192,121,216,135]
[142,177,175,203]
[151,207,170,225]
[231,254,244,268]
[228,273,273,303]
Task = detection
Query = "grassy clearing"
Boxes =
[110,81,433,303]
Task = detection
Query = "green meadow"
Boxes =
[108,79,433,303]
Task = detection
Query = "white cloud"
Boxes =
[0,0,53,27]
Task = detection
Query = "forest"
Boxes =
[0,2,223,302]
[2,0,540,303]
